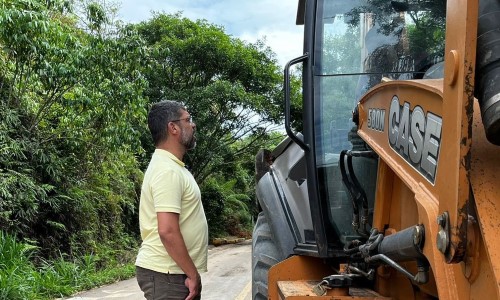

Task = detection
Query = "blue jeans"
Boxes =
[136,266,202,300]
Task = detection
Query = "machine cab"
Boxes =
[293,0,447,257]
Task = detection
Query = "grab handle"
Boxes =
[284,53,309,151]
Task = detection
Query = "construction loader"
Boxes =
[252,0,500,299]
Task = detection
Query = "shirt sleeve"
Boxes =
[151,169,182,213]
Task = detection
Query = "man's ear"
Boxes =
[167,122,179,135]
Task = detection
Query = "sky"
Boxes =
[116,0,304,67]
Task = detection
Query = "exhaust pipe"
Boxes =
[475,0,500,145]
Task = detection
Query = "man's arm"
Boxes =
[157,212,201,300]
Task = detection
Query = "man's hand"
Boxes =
[184,273,201,300]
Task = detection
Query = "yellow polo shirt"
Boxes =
[135,149,208,274]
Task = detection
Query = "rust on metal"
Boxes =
[439,0,478,264]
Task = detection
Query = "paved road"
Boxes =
[65,240,252,300]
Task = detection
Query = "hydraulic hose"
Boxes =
[347,153,369,232]
[340,150,360,230]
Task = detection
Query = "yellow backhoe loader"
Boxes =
[252,0,500,299]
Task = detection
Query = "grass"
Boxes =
[0,231,137,300]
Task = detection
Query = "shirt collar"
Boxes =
[154,149,185,167]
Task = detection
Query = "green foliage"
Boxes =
[0,232,36,299]
[346,0,446,67]
[347,0,446,36]
[134,12,290,239]
[320,26,361,128]
[200,177,253,239]
[0,0,145,256]
[200,178,227,238]
[198,131,285,238]
[224,193,252,237]
[289,71,304,133]
[0,231,136,299]
[1,1,287,296]
[134,13,285,182]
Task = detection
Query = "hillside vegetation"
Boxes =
[0,0,299,298]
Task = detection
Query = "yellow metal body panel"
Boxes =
[469,100,500,298]
[353,0,499,298]
[356,70,499,300]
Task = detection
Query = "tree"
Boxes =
[134,13,285,183]
[0,0,147,257]
[0,2,293,253]
[134,13,289,235]
[346,0,446,70]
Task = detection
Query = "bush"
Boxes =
[200,178,253,239]
[0,231,37,299]
[200,179,227,239]
[0,231,136,300]
[224,194,252,238]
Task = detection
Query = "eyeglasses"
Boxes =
[170,116,193,124]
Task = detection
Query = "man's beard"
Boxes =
[181,128,196,150]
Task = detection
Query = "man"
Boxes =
[136,100,208,300]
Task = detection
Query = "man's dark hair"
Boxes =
[148,100,186,146]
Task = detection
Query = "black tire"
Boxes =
[252,212,283,300]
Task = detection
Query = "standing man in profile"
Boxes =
[136,100,208,300]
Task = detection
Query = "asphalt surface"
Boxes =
[64,240,252,300]
[65,278,143,300]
